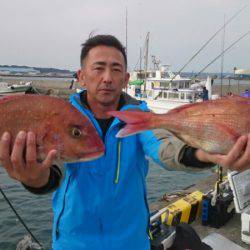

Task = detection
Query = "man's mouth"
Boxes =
[99,89,114,93]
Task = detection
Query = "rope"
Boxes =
[0,186,43,248]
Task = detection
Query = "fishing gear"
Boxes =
[0,186,43,249]
[169,5,247,83]
[194,30,250,79]
[201,167,235,229]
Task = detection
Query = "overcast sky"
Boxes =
[0,0,249,73]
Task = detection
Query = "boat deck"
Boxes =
[149,174,249,249]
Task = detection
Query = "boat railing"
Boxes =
[141,88,202,103]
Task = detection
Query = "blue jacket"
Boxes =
[51,91,186,250]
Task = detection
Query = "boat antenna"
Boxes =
[169,5,247,83]
[143,32,150,92]
[220,15,226,97]
[193,30,250,78]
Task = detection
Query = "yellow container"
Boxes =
[160,191,203,226]
[182,191,203,223]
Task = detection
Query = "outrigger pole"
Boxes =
[169,5,247,83]
[193,30,250,78]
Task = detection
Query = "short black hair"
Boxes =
[80,35,127,68]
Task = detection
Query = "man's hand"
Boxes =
[195,134,250,172]
[0,131,57,188]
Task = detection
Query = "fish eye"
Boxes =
[71,127,82,138]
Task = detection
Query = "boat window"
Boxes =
[180,93,185,99]
[160,82,170,88]
[169,92,179,99]
[163,92,168,98]
[171,82,178,88]
[161,72,167,78]
[187,92,194,101]
[179,82,184,89]
[185,82,190,88]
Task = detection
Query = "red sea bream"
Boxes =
[0,95,105,162]
[109,96,250,154]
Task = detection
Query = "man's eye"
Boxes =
[113,68,121,72]
[94,67,103,71]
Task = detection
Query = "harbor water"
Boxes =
[0,162,211,250]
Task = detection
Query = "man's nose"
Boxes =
[102,69,112,83]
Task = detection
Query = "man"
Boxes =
[202,86,209,101]
[0,35,249,250]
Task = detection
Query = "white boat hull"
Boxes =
[146,99,192,114]
[0,82,31,94]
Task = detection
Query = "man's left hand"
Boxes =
[195,134,250,172]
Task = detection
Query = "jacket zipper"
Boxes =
[55,175,71,238]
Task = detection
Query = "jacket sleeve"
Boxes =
[139,129,215,171]
[22,165,62,194]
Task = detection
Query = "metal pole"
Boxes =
[194,31,250,79]
[125,7,128,93]
[125,7,128,57]
[170,5,247,83]
[144,32,149,92]
[139,47,142,73]
[220,15,226,97]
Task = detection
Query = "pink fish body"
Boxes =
[109,96,250,154]
[0,95,105,162]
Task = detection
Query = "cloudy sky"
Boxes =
[0,0,249,73]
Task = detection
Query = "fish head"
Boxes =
[39,105,105,163]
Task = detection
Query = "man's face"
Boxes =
[78,45,129,106]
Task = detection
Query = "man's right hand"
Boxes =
[0,131,57,188]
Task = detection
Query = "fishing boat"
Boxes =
[127,66,209,113]
[0,81,31,95]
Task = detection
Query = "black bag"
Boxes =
[168,223,212,250]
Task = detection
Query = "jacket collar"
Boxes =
[69,90,148,127]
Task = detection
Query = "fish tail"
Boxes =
[108,110,155,137]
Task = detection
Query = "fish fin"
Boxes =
[116,123,151,138]
[202,122,240,154]
[108,110,153,123]
[107,111,154,137]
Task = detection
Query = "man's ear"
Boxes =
[77,69,86,88]
[123,72,130,89]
